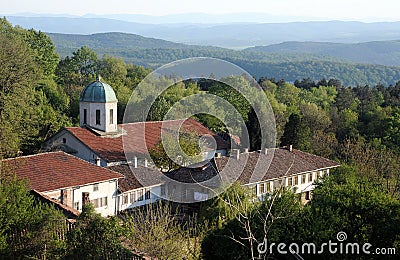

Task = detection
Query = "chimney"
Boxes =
[95,157,101,166]
[82,192,90,206]
[134,156,138,168]
[244,148,249,153]
[144,158,148,167]
[231,149,240,160]
[61,189,68,205]
[263,147,268,155]
[289,145,293,152]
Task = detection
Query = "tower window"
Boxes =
[83,109,87,124]
[96,110,100,125]
[110,109,114,124]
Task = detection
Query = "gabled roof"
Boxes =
[2,151,124,192]
[214,147,340,185]
[107,164,164,193]
[65,118,229,163]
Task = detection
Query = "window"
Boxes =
[99,197,107,207]
[91,197,107,208]
[96,109,101,125]
[62,138,66,144]
[287,177,292,186]
[145,189,151,200]
[305,191,310,200]
[259,183,265,194]
[302,174,306,184]
[93,183,99,192]
[122,194,128,205]
[110,109,114,124]
[130,192,135,202]
[137,189,143,201]
[265,182,271,192]
[74,202,79,211]
[308,173,313,182]
[83,109,87,124]
[293,176,298,185]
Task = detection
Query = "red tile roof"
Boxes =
[66,118,229,163]
[213,147,340,185]
[2,151,124,192]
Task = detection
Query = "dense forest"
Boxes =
[48,32,400,86]
[246,40,400,66]
[1,18,400,258]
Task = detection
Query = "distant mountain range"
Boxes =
[6,16,400,48]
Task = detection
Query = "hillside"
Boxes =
[246,40,400,66]
[47,32,340,64]
[48,32,188,50]
[47,32,400,87]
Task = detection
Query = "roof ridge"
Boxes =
[60,151,124,178]
[2,151,64,162]
[3,151,124,180]
[120,118,191,126]
[288,147,339,163]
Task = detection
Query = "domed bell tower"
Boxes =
[79,75,118,133]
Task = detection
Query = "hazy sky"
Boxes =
[1,0,399,21]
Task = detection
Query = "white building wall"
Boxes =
[80,101,117,133]
[104,102,118,132]
[42,180,119,217]
[44,131,108,167]
[117,185,163,212]
[253,168,331,198]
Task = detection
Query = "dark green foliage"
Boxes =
[281,113,311,151]
[202,169,400,259]
[245,106,262,151]
[0,171,67,259]
[296,167,400,259]
[149,131,202,172]
[66,204,127,259]
[0,22,70,157]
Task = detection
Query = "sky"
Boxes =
[0,0,399,22]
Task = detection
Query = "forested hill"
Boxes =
[246,40,400,67]
[48,32,188,50]
[48,32,400,87]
